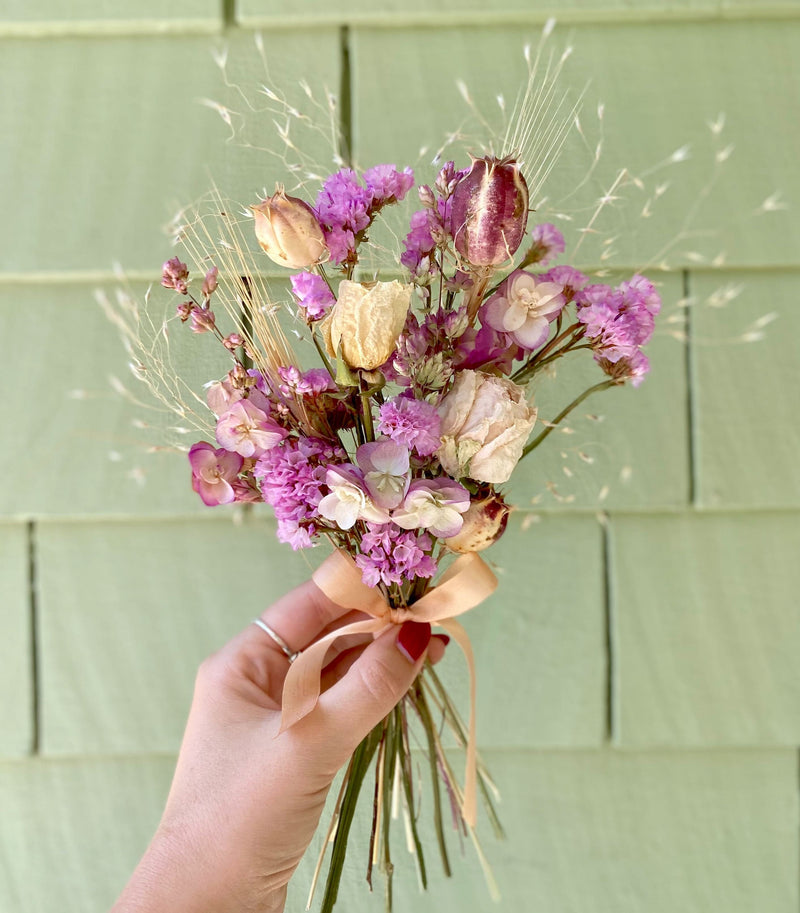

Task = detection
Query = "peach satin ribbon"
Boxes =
[279,549,498,827]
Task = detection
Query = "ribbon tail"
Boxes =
[279,617,388,733]
[438,617,478,829]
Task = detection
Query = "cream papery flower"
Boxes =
[320,279,412,370]
[483,271,565,350]
[437,370,537,484]
[357,440,410,509]
[392,479,470,539]
[318,465,390,530]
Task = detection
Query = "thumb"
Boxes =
[315,621,431,755]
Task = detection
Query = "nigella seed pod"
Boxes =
[443,490,512,553]
[450,156,530,267]
[251,187,328,270]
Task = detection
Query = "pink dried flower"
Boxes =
[188,442,242,506]
[202,266,218,297]
[378,396,442,457]
[318,465,390,530]
[161,256,189,294]
[215,400,287,458]
[190,306,216,334]
[223,333,243,351]
[528,223,566,266]
[482,270,565,350]
[540,265,589,300]
[354,524,437,588]
[356,440,411,509]
[392,478,471,539]
[176,301,193,322]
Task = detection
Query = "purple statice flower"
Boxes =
[188,442,243,506]
[576,280,658,384]
[277,365,335,397]
[161,256,189,294]
[255,436,346,549]
[215,400,287,458]
[363,164,414,206]
[528,223,566,266]
[290,271,335,320]
[378,396,442,456]
[355,523,437,588]
[619,274,662,317]
[314,169,372,265]
[540,264,589,300]
[400,208,440,274]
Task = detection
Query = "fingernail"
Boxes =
[397,621,432,664]
[433,634,451,647]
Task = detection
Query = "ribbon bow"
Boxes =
[279,548,498,827]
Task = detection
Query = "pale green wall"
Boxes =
[2,2,800,912]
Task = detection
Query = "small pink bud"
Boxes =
[191,306,216,334]
[251,187,328,270]
[202,265,218,297]
[176,301,193,322]
[223,333,243,351]
[450,156,530,267]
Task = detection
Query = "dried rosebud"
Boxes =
[191,306,216,334]
[161,256,189,294]
[320,279,412,371]
[202,266,218,297]
[444,490,511,553]
[251,187,328,270]
[450,156,530,267]
[437,369,537,484]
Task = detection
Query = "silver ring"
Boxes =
[252,618,301,663]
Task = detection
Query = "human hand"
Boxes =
[111,577,447,913]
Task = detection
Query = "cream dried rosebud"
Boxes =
[320,279,412,370]
[437,370,537,484]
[444,490,511,553]
[250,187,328,270]
[450,155,530,266]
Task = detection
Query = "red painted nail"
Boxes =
[397,621,432,664]
[433,634,451,647]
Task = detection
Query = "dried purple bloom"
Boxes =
[540,264,589,300]
[161,256,189,294]
[290,271,335,320]
[176,301,193,322]
[354,523,437,588]
[450,156,530,266]
[255,436,346,548]
[378,396,442,457]
[528,223,566,266]
[363,164,414,205]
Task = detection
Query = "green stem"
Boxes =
[521,379,618,459]
[411,682,451,878]
[360,376,375,442]
[311,327,336,379]
[319,728,382,913]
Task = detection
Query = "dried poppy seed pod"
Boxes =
[251,187,328,270]
[450,155,530,267]
[444,490,511,553]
